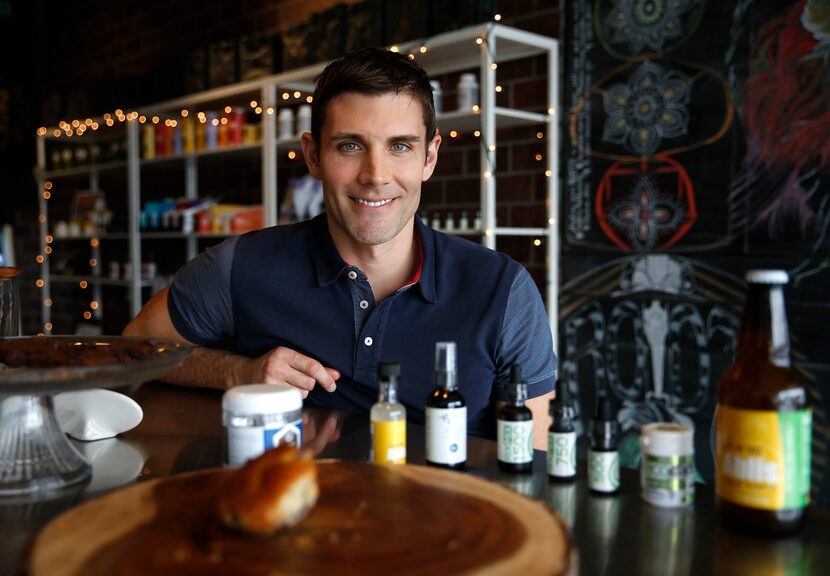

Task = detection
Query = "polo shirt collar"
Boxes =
[311,213,437,304]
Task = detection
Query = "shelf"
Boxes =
[48,275,152,288]
[394,23,556,76]
[51,233,130,241]
[141,231,235,239]
[37,161,128,180]
[436,108,551,134]
[140,141,262,166]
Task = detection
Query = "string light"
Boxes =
[53,129,61,137]
[255,106,263,114]
[545,170,552,177]
[84,118,93,126]
[491,63,498,70]
[266,107,274,115]
[139,115,147,123]
[533,239,542,246]
[306,96,313,103]
[36,255,44,263]
[536,131,544,139]
[287,151,297,160]
[390,45,400,52]
[181,109,189,117]
[408,54,415,60]
[484,171,492,178]
[419,45,428,54]
[44,322,52,331]
[43,191,51,200]
[44,181,52,190]
[45,235,53,244]
[224,106,232,113]
[90,238,99,247]
[293,91,301,98]
[535,154,543,161]
[89,258,97,267]
[36,279,44,288]
[44,246,52,254]
[495,85,502,93]
[151,116,159,124]
[476,37,484,45]
[282,93,289,100]
[548,107,555,115]
[38,215,46,223]
[494,13,502,21]
[45,299,52,307]
[90,301,99,310]
[488,144,496,151]
[472,105,480,112]
[220,117,228,125]
[79,280,88,289]
[250,100,257,108]
[83,311,92,320]
[449,130,458,138]
[474,130,481,137]
[211,118,220,126]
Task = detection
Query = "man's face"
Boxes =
[301,91,441,249]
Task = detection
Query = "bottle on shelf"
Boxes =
[296,104,311,136]
[588,397,619,495]
[425,341,467,469]
[431,211,442,229]
[370,361,407,465]
[716,269,811,535]
[548,380,577,481]
[430,80,443,115]
[474,209,482,230]
[278,108,294,140]
[457,73,479,111]
[459,210,469,231]
[445,211,455,232]
[497,365,534,473]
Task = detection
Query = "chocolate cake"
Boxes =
[0,338,162,368]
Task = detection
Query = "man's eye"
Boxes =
[391,143,410,152]
[340,142,359,152]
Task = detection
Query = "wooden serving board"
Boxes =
[29,462,569,576]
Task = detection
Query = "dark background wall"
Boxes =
[2,0,827,504]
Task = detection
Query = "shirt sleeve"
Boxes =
[167,236,238,347]
[495,266,558,399]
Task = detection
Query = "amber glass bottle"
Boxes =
[716,270,811,534]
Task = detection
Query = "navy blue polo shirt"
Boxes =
[168,214,556,437]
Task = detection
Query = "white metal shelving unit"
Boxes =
[34,23,558,348]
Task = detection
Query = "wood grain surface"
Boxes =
[29,462,569,576]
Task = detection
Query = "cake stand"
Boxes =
[0,336,190,496]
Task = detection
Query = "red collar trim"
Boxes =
[399,229,424,290]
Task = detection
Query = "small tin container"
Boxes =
[222,384,303,467]
[640,423,695,507]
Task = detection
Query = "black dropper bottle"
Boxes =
[588,397,620,495]
[548,380,576,481]
[497,365,534,473]
[425,342,467,469]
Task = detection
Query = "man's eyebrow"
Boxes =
[328,132,422,144]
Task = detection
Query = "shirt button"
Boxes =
[364,337,373,347]
[359,300,369,310]
[348,271,358,280]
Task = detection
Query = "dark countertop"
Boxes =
[2,381,829,575]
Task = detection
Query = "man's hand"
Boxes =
[238,347,340,397]
[302,410,344,455]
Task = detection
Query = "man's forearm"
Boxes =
[160,346,251,390]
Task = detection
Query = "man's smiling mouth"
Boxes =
[353,197,394,207]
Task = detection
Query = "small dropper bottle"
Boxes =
[370,361,406,465]
[425,342,467,469]
[497,365,534,473]
[588,397,620,494]
[548,380,577,481]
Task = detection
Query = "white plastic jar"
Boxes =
[222,384,303,467]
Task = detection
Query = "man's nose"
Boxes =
[358,149,390,187]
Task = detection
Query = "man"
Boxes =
[124,47,557,446]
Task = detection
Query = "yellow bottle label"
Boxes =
[371,420,406,465]
[716,405,811,511]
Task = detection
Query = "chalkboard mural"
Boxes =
[562,0,830,503]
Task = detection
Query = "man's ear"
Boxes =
[422,131,442,182]
[300,132,322,179]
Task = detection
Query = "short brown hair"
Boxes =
[311,47,436,144]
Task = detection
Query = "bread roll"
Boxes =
[218,444,319,535]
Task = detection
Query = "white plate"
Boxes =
[54,389,143,441]
[72,438,146,493]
